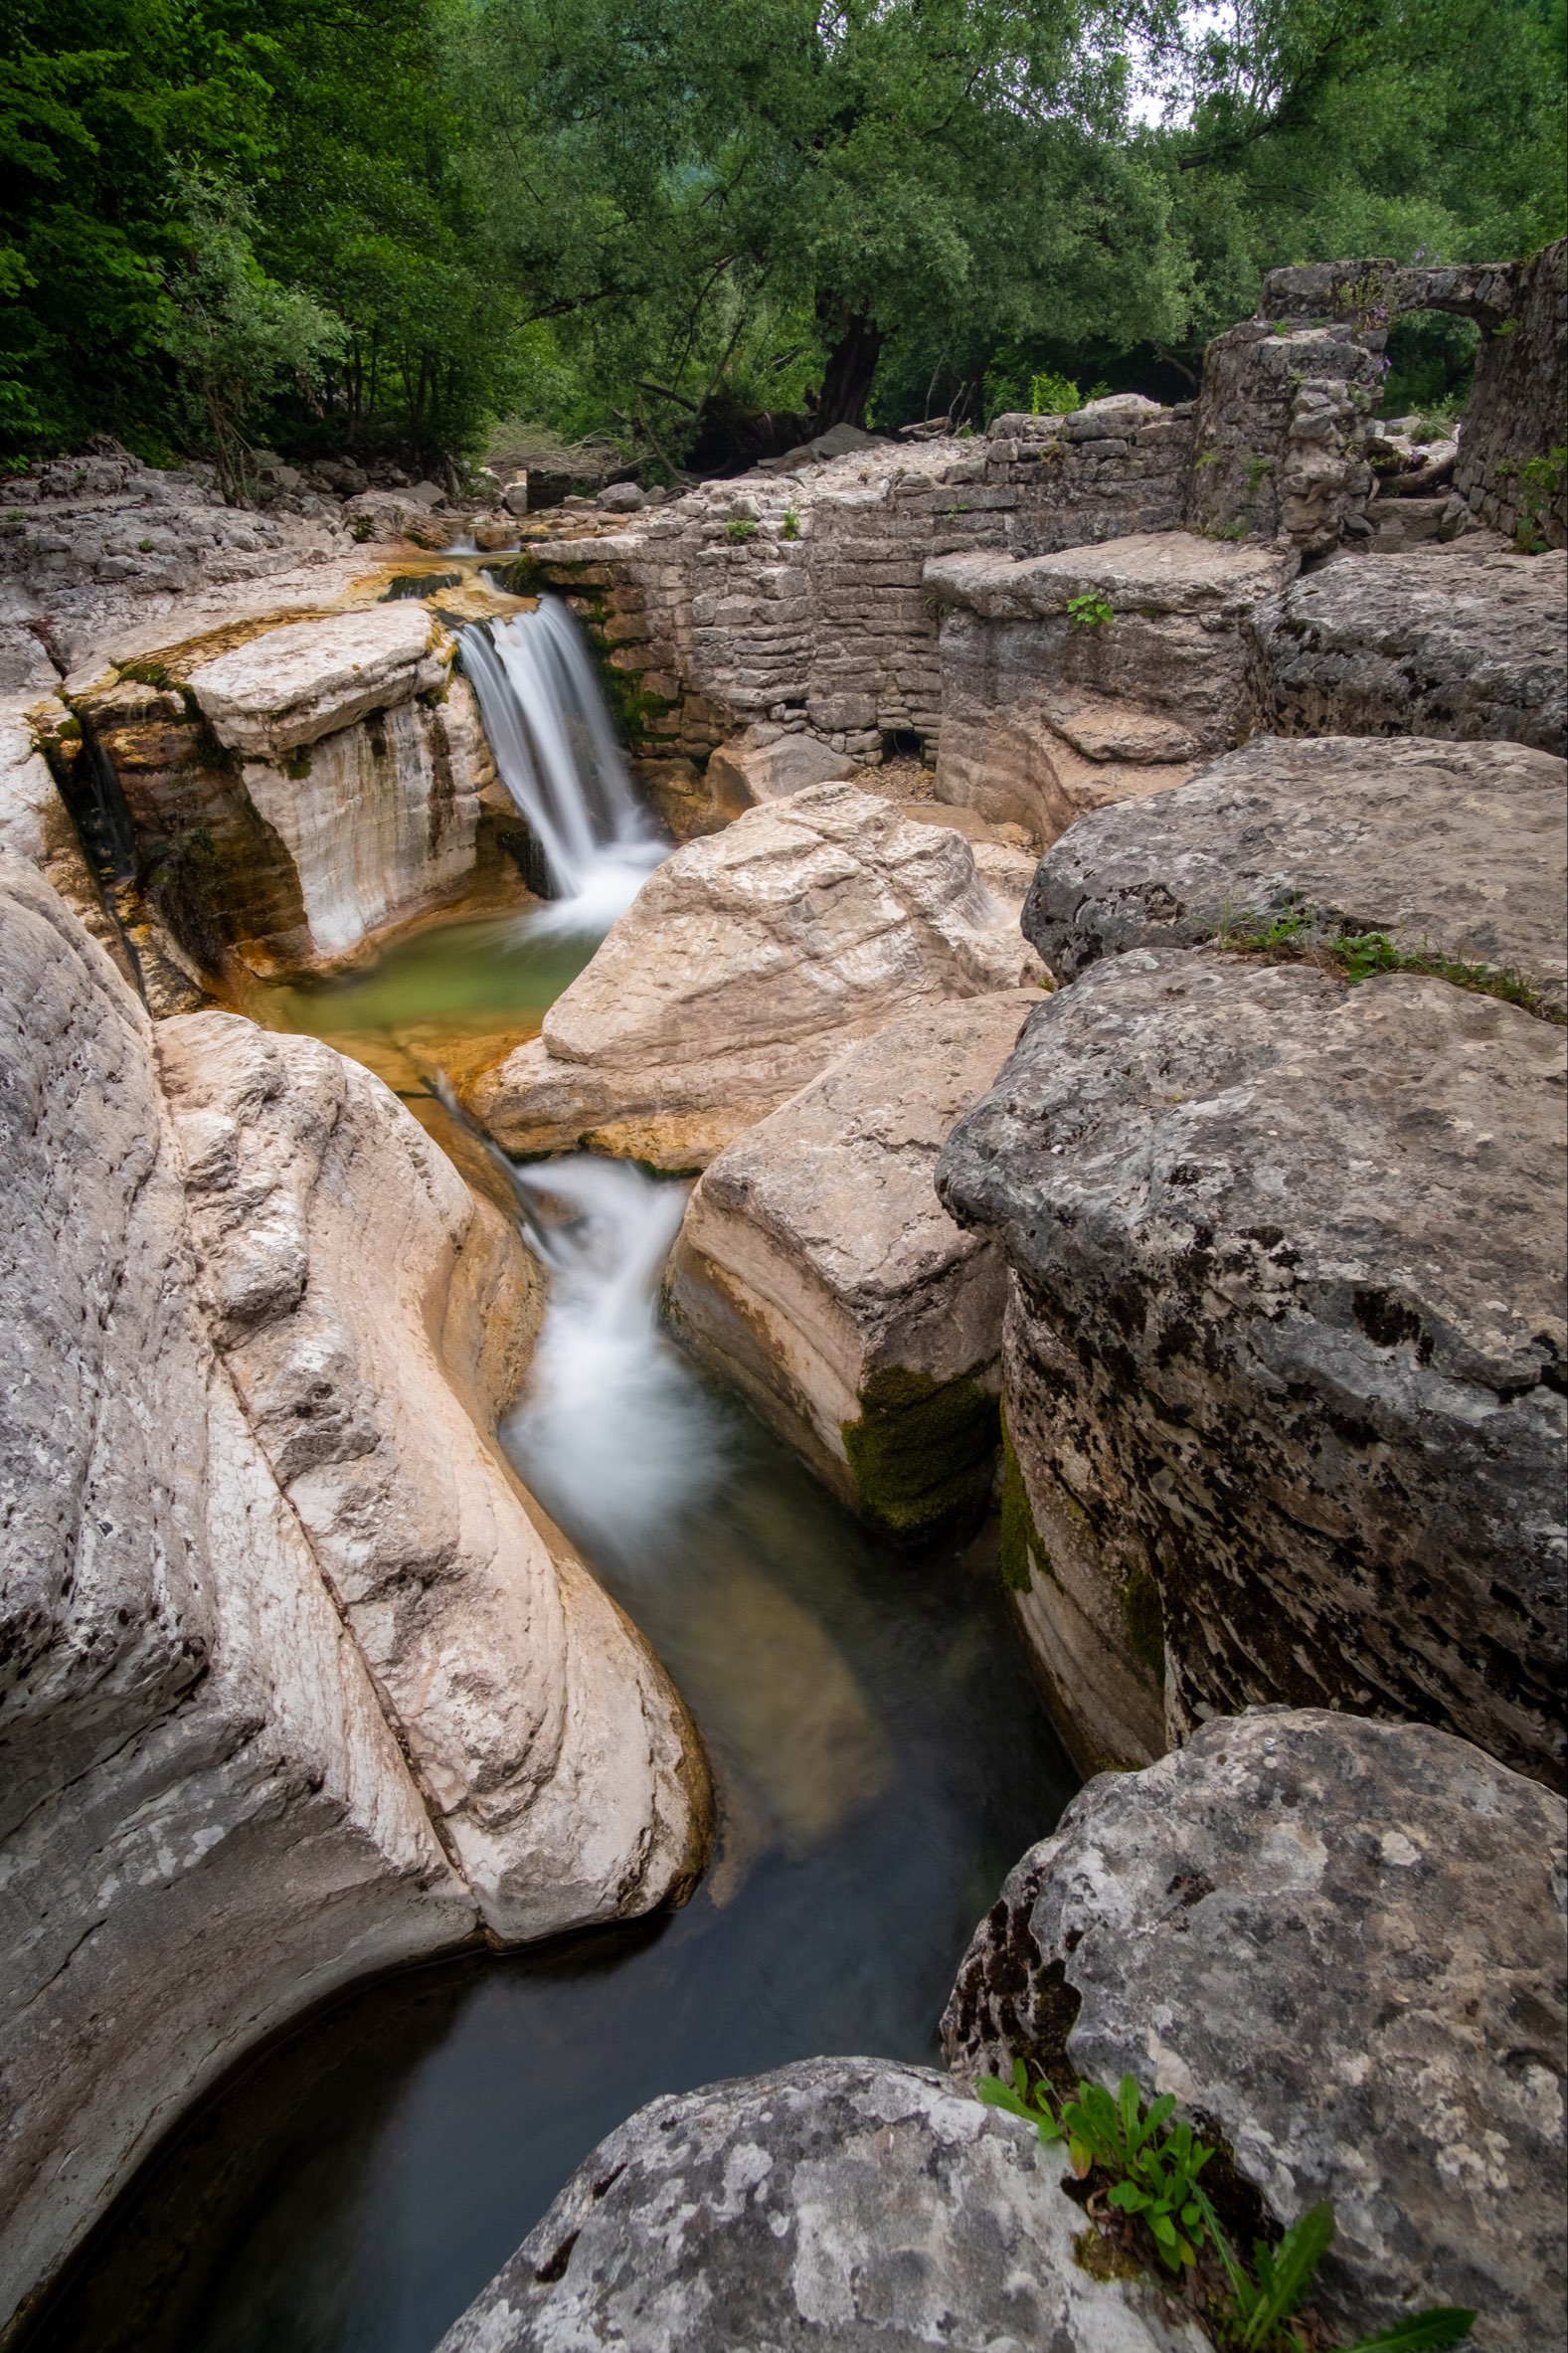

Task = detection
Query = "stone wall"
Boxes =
[1453,237,1568,546]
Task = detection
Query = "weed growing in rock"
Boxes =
[1244,456,1276,496]
[781,506,800,539]
[725,517,758,542]
[1215,906,1565,1024]
[1507,445,1564,551]
[1067,591,1114,630]
[976,2063,1476,2351]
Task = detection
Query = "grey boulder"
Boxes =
[1251,544,1566,754]
[944,1709,1568,2351]
[1022,733,1567,1009]
[433,2056,1208,2353]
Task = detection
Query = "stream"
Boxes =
[22,602,1076,2353]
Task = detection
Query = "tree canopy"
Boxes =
[1,0,1562,468]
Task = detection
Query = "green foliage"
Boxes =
[977,2065,1477,2351]
[780,505,800,539]
[1510,443,1566,550]
[1067,591,1114,630]
[724,517,758,542]
[1217,903,1565,1022]
[1243,454,1275,495]
[1030,370,1081,415]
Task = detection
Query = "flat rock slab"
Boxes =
[465,783,1039,1166]
[433,2056,1209,2353]
[944,1709,1568,2349]
[666,992,1037,1539]
[937,949,1567,1787]
[926,531,1293,620]
[1024,733,1568,1008]
[1251,545,1567,754]
[185,603,450,754]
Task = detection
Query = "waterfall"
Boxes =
[460,598,667,936]
[502,1157,731,1561]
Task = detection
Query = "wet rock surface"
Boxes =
[1251,544,1567,753]
[944,1709,1568,2350]
[1023,733,1568,1007]
[666,992,1037,1540]
[465,783,1040,1167]
[433,2056,1209,2353]
[938,949,1567,1787]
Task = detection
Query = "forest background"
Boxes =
[2,0,1564,480]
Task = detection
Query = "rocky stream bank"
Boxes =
[2,241,1565,2353]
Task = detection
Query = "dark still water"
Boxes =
[25,967,1075,2353]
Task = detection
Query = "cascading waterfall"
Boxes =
[460,597,667,936]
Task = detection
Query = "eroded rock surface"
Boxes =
[185,603,450,755]
[1251,545,1567,753]
[0,864,706,2320]
[938,950,1567,1786]
[1024,734,1568,1008]
[666,993,1037,1540]
[433,2057,1209,2353]
[466,783,1040,1168]
[944,1710,1568,2350]
[926,532,1293,842]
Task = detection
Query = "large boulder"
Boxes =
[925,532,1294,843]
[1024,734,1568,1011]
[432,2056,1209,2353]
[465,783,1041,1170]
[944,1709,1568,2351]
[54,609,492,980]
[666,992,1038,1542]
[937,949,1566,1787]
[704,723,851,807]
[1250,545,1567,754]
[0,864,706,2320]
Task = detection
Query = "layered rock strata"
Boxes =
[944,1709,1568,2351]
[0,862,706,2321]
[1024,734,1568,1009]
[938,950,1567,1785]
[665,993,1037,1541]
[1250,544,1567,754]
[466,783,1041,1169]
[433,2056,1209,2353]
[925,532,1294,844]
[44,601,498,987]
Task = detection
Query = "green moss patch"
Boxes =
[997,1411,1052,1594]
[841,1364,998,1547]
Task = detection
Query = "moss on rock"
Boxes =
[998,1411,1052,1594]
[841,1364,998,1548]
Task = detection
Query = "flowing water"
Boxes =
[459,599,668,933]
[22,624,1076,2353]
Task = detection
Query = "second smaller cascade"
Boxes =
[461,596,667,935]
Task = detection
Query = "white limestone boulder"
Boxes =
[185,602,450,756]
[0,866,707,2322]
[666,993,1038,1541]
[466,782,1042,1169]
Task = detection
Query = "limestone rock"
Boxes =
[0,867,707,2319]
[937,949,1567,1786]
[466,783,1042,1167]
[156,1010,707,1934]
[705,723,851,807]
[185,603,450,756]
[666,993,1037,1541]
[1024,734,1568,1009]
[433,2056,1210,2353]
[1251,545,1567,754]
[926,533,1293,842]
[944,1710,1568,2349]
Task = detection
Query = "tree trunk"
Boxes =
[809,307,887,430]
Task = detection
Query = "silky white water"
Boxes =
[504,1156,731,1558]
[461,599,666,936]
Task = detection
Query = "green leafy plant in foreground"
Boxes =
[781,506,800,540]
[1030,371,1081,416]
[725,516,758,542]
[1067,591,1114,630]
[977,2065,1476,2352]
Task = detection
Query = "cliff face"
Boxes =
[0,861,708,2324]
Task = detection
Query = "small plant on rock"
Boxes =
[977,2064,1477,2352]
[725,516,758,542]
[781,506,800,540]
[1067,591,1114,630]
